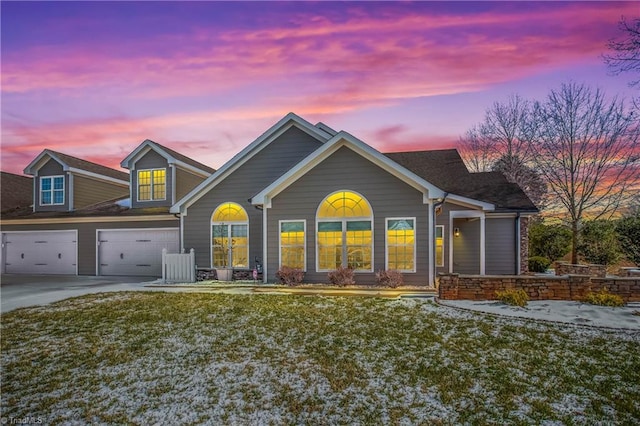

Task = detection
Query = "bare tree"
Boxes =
[492,154,547,210]
[458,125,493,172]
[458,94,542,204]
[533,82,640,264]
[603,16,640,87]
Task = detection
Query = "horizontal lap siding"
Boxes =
[1,219,178,275]
[452,218,481,274]
[267,146,430,285]
[73,175,128,210]
[176,168,207,201]
[485,217,516,275]
[184,126,324,270]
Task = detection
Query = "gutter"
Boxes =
[432,192,448,287]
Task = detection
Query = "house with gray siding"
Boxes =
[2,113,536,284]
[172,113,538,286]
[1,143,214,277]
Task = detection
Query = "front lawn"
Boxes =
[2,293,639,424]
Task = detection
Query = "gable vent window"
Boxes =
[138,169,166,201]
[40,176,65,205]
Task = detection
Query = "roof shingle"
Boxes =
[385,149,538,212]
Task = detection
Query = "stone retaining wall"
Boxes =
[438,273,640,302]
[554,262,607,278]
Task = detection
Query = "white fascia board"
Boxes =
[120,141,156,169]
[67,168,129,186]
[314,122,338,136]
[172,162,211,178]
[1,215,178,225]
[252,131,446,206]
[170,113,331,214]
[23,150,64,176]
[122,141,211,178]
[446,193,495,211]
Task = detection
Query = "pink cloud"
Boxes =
[3,1,632,105]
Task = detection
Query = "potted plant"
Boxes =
[213,226,234,281]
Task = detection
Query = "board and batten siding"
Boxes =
[183,126,325,269]
[175,168,207,202]
[267,146,430,286]
[131,150,172,208]
[0,218,178,275]
[73,175,129,210]
[485,216,517,275]
[34,159,69,212]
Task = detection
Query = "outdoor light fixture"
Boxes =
[454,227,460,237]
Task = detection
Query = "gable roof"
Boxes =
[385,150,538,212]
[1,171,33,212]
[120,139,216,176]
[170,112,334,214]
[23,149,129,183]
[250,131,451,208]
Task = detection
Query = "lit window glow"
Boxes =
[212,202,248,268]
[138,169,166,201]
[280,221,305,269]
[386,218,415,272]
[436,225,444,267]
[317,191,372,271]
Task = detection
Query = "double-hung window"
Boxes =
[386,218,416,272]
[280,220,306,270]
[138,169,166,201]
[435,225,444,267]
[40,176,65,205]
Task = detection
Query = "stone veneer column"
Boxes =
[520,216,530,274]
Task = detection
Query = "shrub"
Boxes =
[275,266,305,286]
[578,220,621,265]
[375,269,404,288]
[528,222,572,261]
[528,256,551,273]
[616,213,640,266]
[328,266,355,287]
[583,287,624,307]
[495,289,529,307]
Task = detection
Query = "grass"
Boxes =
[2,292,639,425]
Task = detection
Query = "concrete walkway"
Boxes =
[1,275,436,313]
[4,276,637,331]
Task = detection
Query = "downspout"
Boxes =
[515,212,521,275]
[432,192,449,287]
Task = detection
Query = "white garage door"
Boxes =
[97,228,179,276]
[2,231,77,275]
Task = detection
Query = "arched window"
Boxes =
[317,191,373,271]
[212,202,248,269]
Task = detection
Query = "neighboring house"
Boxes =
[1,113,537,284]
[1,172,32,212]
[1,143,214,276]
[172,113,538,286]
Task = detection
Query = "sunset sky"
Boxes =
[1,1,637,176]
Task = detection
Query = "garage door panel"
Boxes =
[98,229,179,276]
[3,231,77,275]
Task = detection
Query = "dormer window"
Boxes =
[138,169,166,201]
[40,176,65,205]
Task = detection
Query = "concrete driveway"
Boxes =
[0,274,160,313]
